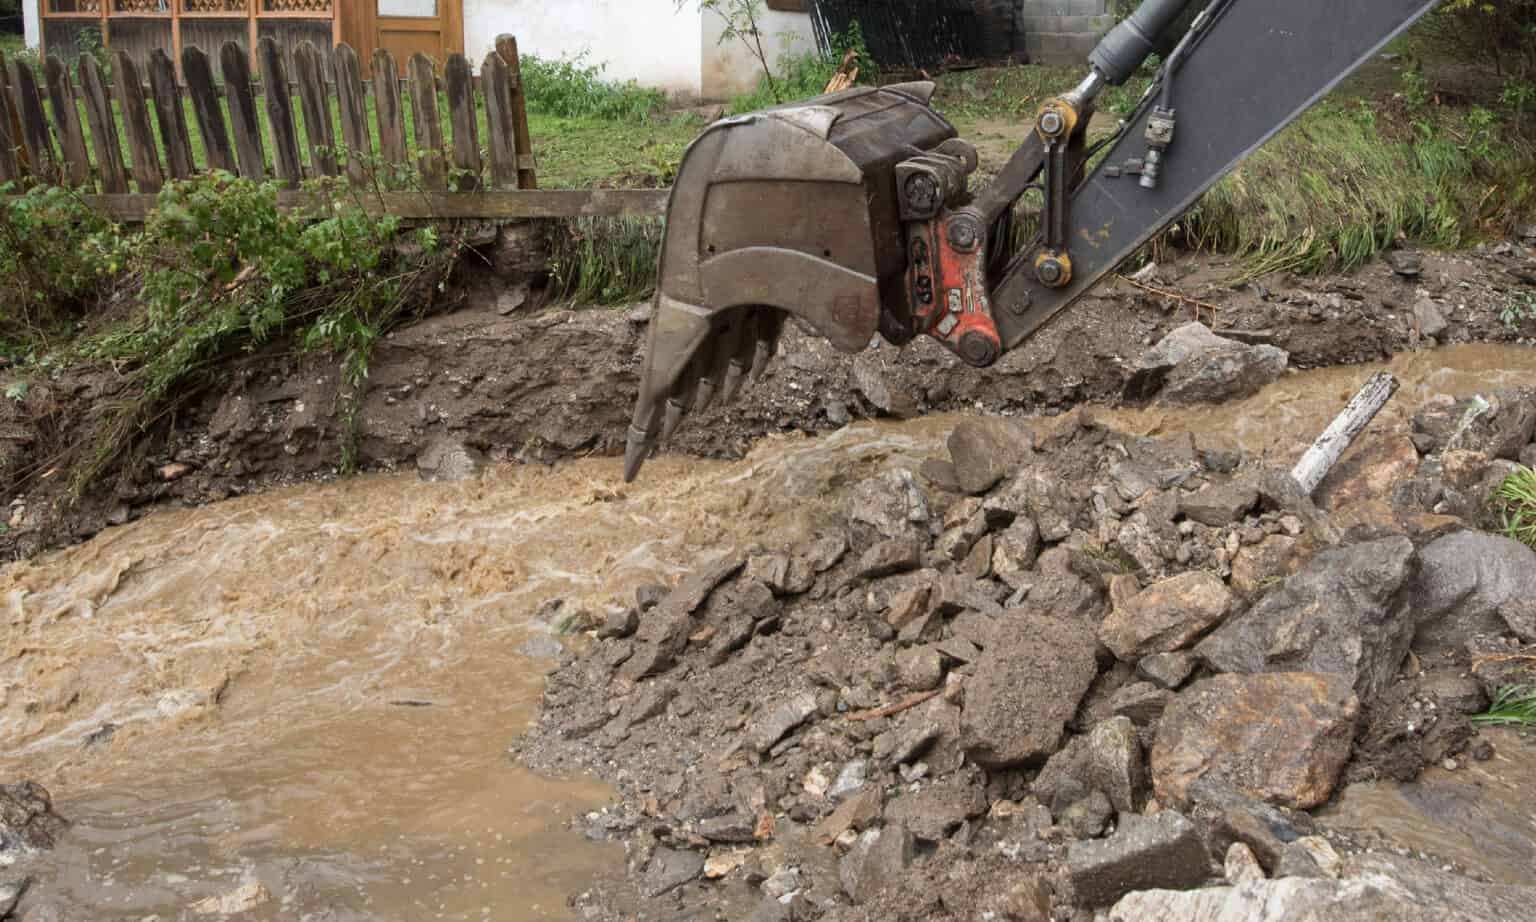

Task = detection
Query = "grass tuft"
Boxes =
[545,217,663,305]
[1490,465,1536,551]
[1472,684,1536,727]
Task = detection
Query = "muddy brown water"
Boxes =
[1,344,1532,919]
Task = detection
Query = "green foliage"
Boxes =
[1421,1,1536,87]
[1490,465,1536,551]
[692,0,782,102]
[4,381,26,402]
[1472,684,1536,727]
[520,53,667,121]
[0,184,118,349]
[1501,291,1536,333]
[4,173,458,496]
[727,23,876,114]
[545,217,663,305]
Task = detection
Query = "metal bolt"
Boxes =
[958,331,1000,367]
[947,218,980,252]
[1037,258,1064,286]
[1005,290,1032,316]
[1039,109,1064,137]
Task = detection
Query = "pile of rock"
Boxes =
[521,383,1536,922]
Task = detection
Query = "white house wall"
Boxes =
[23,0,40,49]
[461,0,706,98]
[700,7,816,100]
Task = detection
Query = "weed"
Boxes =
[1489,465,1536,551]
[1500,291,1536,332]
[520,54,666,121]
[545,217,663,305]
[1472,684,1536,727]
[3,381,26,402]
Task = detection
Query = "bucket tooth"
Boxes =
[750,310,785,381]
[623,401,662,482]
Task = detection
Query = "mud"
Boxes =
[4,246,1536,561]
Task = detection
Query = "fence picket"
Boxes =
[257,38,302,187]
[77,55,128,193]
[333,43,370,186]
[481,50,516,189]
[183,47,234,175]
[111,52,164,193]
[371,49,406,174]
[406,53,445,189]
[495,35,537,190]
[43,57,92,189]
[0,52,23,183]
[293,41,338,178]
[9,57,57,184]
[148,49,195,180]
[222,42,267,180]
[444,53,480,191]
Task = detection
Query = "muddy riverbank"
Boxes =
[4,245,1536,561]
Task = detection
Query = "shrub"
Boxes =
[520,54,667,121]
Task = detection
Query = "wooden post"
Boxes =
[495,34,536,189]
[443,52,479,191]
[111,51,165,193]
[183,46,235,174]
[333,42,371,186]
[370,49,405,175]
[293,41,338,178]
[1290,372,1401,496]
[221,40,267,180]
[0,52,24,183]
[8,57,58,184]
[77,55,128,193]
[406,52,444,189]
[257,37,302,186]
[43,57,93,189]
[481,49,516,189]
[148,49,195,180]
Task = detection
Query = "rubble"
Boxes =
[1126,322,1289,405]
[960,614,1098,768]
[1066,810,1212,906]
[1098,571,1234,660]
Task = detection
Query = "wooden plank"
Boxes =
[29,188,673,221]
[221,41,267,181]
[111,51,164,194]
[293,41,337,178]
[0,52,22,184]
[147,49,195,180]
[8,57,57,184]
[370,49,405,175]
[443,53,480,192]
[257,37,302,187]
[406,53,445,190]
[495,35,537,190]
[77,55,128,194]
[182,46,234,174]
[333,43,371,186]
[43,57,92,189]
[481,50,516,189]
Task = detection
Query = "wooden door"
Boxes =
[373,0,460,67]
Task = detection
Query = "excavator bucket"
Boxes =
[623,84,958,481]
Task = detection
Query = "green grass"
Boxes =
[1490,465,1536,550]
[0,34,23,59]
[1472,684,1536,727]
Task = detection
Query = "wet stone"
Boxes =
[597,606,638,639]
[1099,571,1235,661]
[642,847,705,897]
[1179,480,1260,527]
[1067,810,1211,907]
[949,418,1033,495]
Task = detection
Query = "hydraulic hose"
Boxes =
[1089,0,1196,85]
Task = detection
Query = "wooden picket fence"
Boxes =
[0,34,670,220]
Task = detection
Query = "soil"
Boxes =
[4,242,1536,562]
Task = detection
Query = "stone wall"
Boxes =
[1017,0,1116,66]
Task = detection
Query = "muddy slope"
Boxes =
[4,246,1536,559]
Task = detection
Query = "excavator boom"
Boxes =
[624,0,1442,481]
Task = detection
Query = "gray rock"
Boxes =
[1034,717,1146,815]
[883,776,988,842]
[874,698,963,773]
[847,470,929,548]
[1108,682,1174,726]
[745,692,818,754]
[1059,789,1114,839]
[961,614,1099,768]
[1502,598,1536,644]
[984,467,1080,542]
[697,812,757,844]
[850,354,917,417]
[1274,836,1341,880]
[415,435,485,481]
[1413,531,1536,656]
[828,760,868,801]
[1230,534,1301,597]
[1101,571,1235,660]
[1412,389,1536,460]
[1137,652,1196,690]
[597,606,638,639]
[761,864,802,900]
[839,824,914,905]
[1225,842,1266,884]
[858,538,924,578]
[949,419,1033,495]
[1196,537,1416,701]
[1414,298,1449,338]
[1179,480,1260,526]
[0,878,24,918]
[990,518,1041,590]
[0,782,65,855]
[1152,673,1358,810]
[642,847,704,897]
[1126,323,1289,406]
[1103,855,1536,922]
[1067,810,1212,906]
[895,646,945,691]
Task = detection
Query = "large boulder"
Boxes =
[1098,571,1235,660]
[1103,856,1536,922]
[961,613,1098,768]
[1196,537,1416,701]
[948,418,1034,495]
[1412,531,1536,656]
[1152,673,1358,810]
[1125,323,1288,406]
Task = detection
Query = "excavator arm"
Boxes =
[623,0,1442,481]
